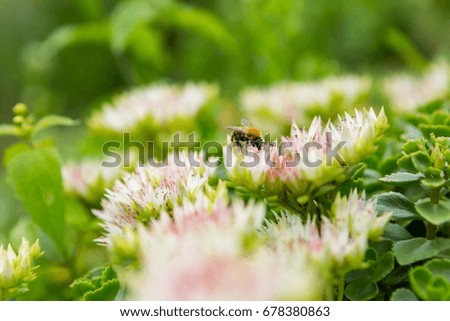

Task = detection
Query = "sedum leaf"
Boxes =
[379,172,424,186]
[419,124,450,138]
[7,146,67,255]
[411,151,432,175]
[391,288,418,301]
[424,259,450,281]
[371,252,395,282]
[345,276,378,301]
[410,266,450,300]
[393,238,450,265]
[383,223,413,241]
[420,177,446,189]
[71,265,120,301]
[415,199,450,226]
[33,115,79,138]
[376,192,419,222]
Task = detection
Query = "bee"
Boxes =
[227,118,264,151]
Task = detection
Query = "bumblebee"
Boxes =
[227,118,264,151]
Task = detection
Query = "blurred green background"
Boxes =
[0,0,449,299]
[1,0,449,123]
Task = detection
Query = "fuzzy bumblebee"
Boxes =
[227,118,264,151]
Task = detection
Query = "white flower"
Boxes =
[62,159,127,204]
[224,145,272,191]
[89,83,218,133]
[240,75,371,134]
[127,198,320,300]
[262,191,391,275]
[0,238,42,299]
[382,59,450,111]
[224,108,388,197]
[93,152,216,247]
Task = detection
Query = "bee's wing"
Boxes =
[240,117,253,128]
[226,126,245,133]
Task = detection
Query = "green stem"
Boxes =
[426,224,438,239]
[430,187,440,204]
[337,274,345,301]
[426,187,440,239]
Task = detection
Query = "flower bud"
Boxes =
[12,103,28,116]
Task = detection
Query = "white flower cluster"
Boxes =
[93,150,322,299]
[93,153,217,247]
[62,159,126,205]
[128,199,320,300]
[0,238,42,299]
[89,83,218,133]
[240,75,371,133]
[263,191,391,275]
[225,108,389,195]
[382,59,450,111]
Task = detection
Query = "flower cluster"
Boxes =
[62,159,127,205]
[127,198,320,300]
[240,75,371,134]
[88,83,218,135]
[262,191,391,276]
[90,104,391,300]
[93,150,322,299]
[93,152,218,249]
[382,59,450,111]
[225,108,389,204]
[0,238,43,300]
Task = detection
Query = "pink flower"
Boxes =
[225,108,388,198]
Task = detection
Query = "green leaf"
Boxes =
[33,115,79,137]
[70,279,96,294]
[410,267,450,300]
[384,266,410,286]
[417,100,446,113]
[2,142,31,167]
[110,0,172,53]
[432,111,450,125]
[411,151,432,175]
[415,199,450,226]
[70,265,120,301]
[164,5,238,54]
[384,28,427,71]
[7,147,67,255]
[24,22,110,74]
[393,238,450,265]
[371,252,395,282]
[403,139,423,154]
[345,276,378,301]
[83,279,120,301]
[391,288,418,301]
[383,223,413,241]
[376,192,419,222]
[397,154,416,172]
[0,124,19,137]
[65,198,91,230]
[419,124,450,138]
[379,172,424,186]
[421,177,446,189]
[423,259,450,282]
[365,248,378,262]
[127,25,166,70]
[345,269,371,283]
